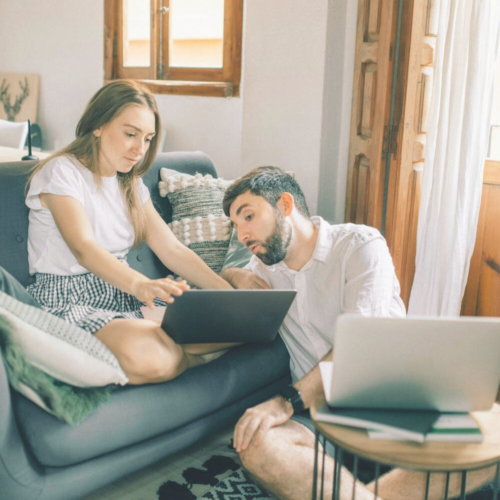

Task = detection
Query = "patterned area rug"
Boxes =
[199,468,275,499]
[153,435,276,500]
[156,455,275,500]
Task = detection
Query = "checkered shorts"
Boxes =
[26,272,165,334]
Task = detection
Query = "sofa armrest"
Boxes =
[0,353,45,498]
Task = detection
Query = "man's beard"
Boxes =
[251,210,292,266]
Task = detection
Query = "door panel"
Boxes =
[359,64,378,138]
[366,0,382,42]
[345,0,397,230]
[345,0,438,306]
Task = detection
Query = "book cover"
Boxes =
[368,414,483,442]
[315,404,441,443]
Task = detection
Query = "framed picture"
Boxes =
[0,73,40,123]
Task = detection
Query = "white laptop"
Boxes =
[321,314,500,412]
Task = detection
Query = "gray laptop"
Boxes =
[325,314,500,412]
[161,289,297,344]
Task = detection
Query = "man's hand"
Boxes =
[234,397,293,453]
[220,268,270,290]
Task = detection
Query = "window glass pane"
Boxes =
[489,55,500,159]
[123,0,151,67]
[169,0,224,68]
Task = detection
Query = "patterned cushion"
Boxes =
[0,291,127,388]
[159,169,233,275]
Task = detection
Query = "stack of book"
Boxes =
[314,405,482,443]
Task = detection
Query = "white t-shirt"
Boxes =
[245,217,406,382]
[26,155,150,276]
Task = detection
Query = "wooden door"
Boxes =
[346,0,499,315]
[345,0,438,306]
[344,0,398,230]
[461,160,500,317]
[384,0,438,305]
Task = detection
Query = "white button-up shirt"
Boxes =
[246,217,406,382]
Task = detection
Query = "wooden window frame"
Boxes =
[104,0,243,97]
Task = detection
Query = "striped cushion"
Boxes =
[0,290,127,387]
[159,169,233,274]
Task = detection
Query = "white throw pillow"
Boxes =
[0,291,128,388]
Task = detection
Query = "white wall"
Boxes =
[157,95,242,181]
[317,0,358,222]
[0,0,243,180]
[0,0,104,151]
[241,0,329,213]
[0,0,357,215]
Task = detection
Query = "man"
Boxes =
[221,166,496,500]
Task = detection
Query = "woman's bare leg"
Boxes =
[95,318,226,384]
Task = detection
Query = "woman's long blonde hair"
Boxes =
[28,79,162,246]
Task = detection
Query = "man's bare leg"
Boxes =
[372,403,500,499]
[368,466,497,500]
[239,419,380,500]
[241,421,496,500]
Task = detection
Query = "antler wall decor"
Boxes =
[0,77,30,121]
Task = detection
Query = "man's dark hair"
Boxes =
[223,166,310,218]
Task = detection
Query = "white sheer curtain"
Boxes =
[408,0,500,316]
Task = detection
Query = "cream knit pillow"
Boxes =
[159,169,233,274]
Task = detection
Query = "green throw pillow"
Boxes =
[0,315,113,426]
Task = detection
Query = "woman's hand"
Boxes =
[132,277,190,308]
[144,200,233,290]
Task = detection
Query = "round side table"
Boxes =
[310,404,500,500]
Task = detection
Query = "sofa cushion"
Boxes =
[158,169,233,275]
[0,161,36,288]
[127,152,218,280]
[0,292,127,389]
[13,336,291,467]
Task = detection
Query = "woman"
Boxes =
[26,80,233,385]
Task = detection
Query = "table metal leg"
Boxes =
[335,448,343,500]
[373,462,380,500]
[332,451,337,500]
[460,471,467,500]
[332,446,342,500]
[331,446,338,500]
[313,430,320,500]
[444,472,450,500]
[312,431,500,500]
[351,455,359,500]
[493,463,500,500]
[320,434,326,500]
[424,472,431,500]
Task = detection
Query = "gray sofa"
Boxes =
[0,152,291,500]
